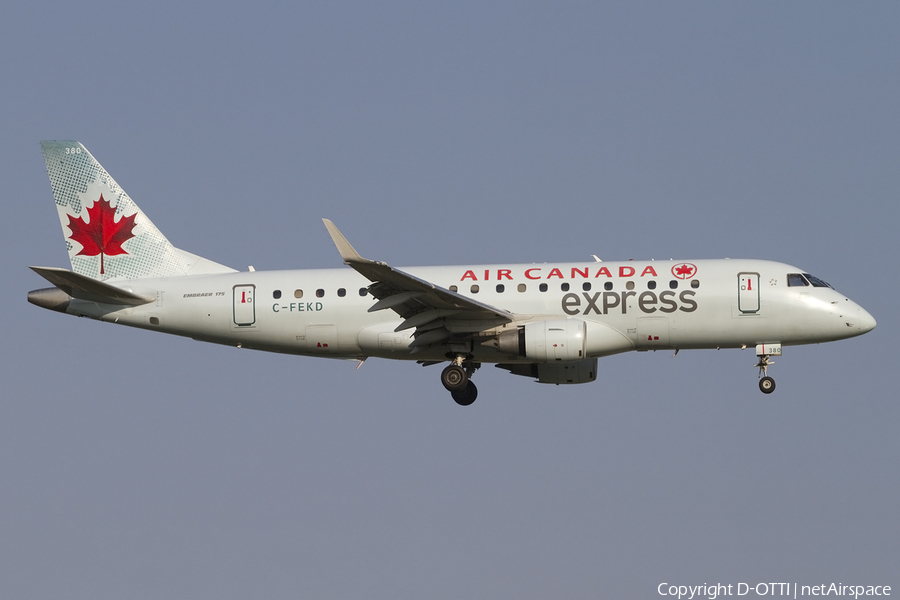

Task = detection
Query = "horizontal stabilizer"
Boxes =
[30,266,155,306]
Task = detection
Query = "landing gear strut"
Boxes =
[755,354,776,394]
[441,356,480,405]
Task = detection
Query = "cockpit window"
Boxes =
[787,273,809,287]
[803,274,833,288]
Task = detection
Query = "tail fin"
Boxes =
[40,140,234,281]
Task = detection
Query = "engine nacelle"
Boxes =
[491,318,632,360]
[525,319,585,361]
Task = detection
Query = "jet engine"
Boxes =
[487,318,632,385]
[487,318,633,361]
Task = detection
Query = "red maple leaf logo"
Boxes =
[67,194,137,275]
[671,263,697,279]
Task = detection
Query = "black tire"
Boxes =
[452,381,478,406]
[441,364,468,391]
[759,376,776,394]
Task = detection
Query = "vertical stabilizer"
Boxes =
[41,140,234,281]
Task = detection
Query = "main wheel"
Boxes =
[441,364,468,391]
[451,381,478,406]
[759,376,776,394]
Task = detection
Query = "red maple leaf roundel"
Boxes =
[67,194,137,275]
[671,263,697,279]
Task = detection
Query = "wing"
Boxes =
[323,219,514,351]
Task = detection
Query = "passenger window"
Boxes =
[561,283,570,292]
[496,284,505,293]
[449,285,458,292]
[359,288,368,297]
[604,282,613,291]
[691,279,700,289]
[337,288,346,297]
[273,290,282,299]
[787,273,809,287]
[669,280,678,289]
[647,281,656,290]
[583,282,591,291]
[470,285,479,293]
[316,289,325,298]
[625,281,635,290]
[294,289,304,299]
[517,283,526,292]
[539,283,548,292]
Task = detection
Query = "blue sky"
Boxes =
[2,2,898,597]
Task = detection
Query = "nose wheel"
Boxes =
[441,357,480,405]
[755,354,776,394]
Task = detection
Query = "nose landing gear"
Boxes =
[755,354,776,394]
[441,356,480,405]
[752,343,782,394]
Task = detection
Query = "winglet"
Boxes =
[322,219,372,265]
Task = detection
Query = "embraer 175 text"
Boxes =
[29,141,876,405]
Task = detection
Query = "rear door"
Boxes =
[233,284,256,326]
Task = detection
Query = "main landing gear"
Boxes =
[755,354,776,394]
[441,356,480,406]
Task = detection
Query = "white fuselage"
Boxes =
[65,258,875,363]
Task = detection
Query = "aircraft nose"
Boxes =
[842,298,876,335]
[858,307,876,333]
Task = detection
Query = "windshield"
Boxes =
[787,273,808,287]
[803,273,833,288]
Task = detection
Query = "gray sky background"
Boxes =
[2,2,898,598]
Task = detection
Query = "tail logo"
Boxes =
[67,194,137,275]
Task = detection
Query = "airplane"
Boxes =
[28,141,876,405]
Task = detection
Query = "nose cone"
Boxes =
[843,298,876,336]
[858,307,876,334]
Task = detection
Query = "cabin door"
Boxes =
[738,273,760,313]
[233,285,256,326]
